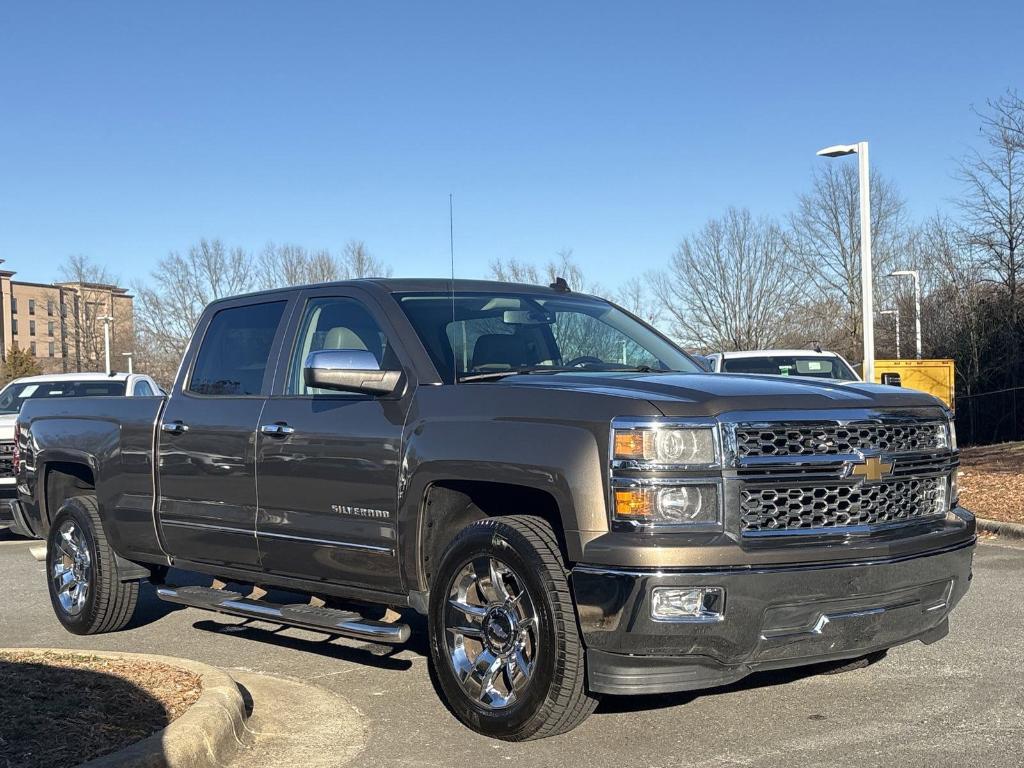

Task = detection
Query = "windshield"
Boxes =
[721,355,858,381]
[395,291,701,383]
[0,379,128,415]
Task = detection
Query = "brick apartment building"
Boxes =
[0,261,134,374]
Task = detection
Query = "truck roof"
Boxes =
[708,349,844,359]
[207,278,601,305]
[7,371,135,384]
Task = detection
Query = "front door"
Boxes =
[157,296,292,568]
[255,288,414,591]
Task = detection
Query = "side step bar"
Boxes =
[157,585,410,644]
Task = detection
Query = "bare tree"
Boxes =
[957,90,1024,304]
[257,243,342,289]
[133,239,256,384]
[786,164,908,362]
[489,249,599,293]
[612,276,661,327]
[58,254,128,372]
[653,208,797,351]
[339,240,391,279]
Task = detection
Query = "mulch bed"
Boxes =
[0,651,202,768]
[959,441,1024,525]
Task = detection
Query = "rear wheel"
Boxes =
[46,496,139,635]
[428,515,598,740]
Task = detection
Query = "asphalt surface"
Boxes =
[2,533,1022,767]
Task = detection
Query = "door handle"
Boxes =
[260,423,295,437]
[161,420,189,435]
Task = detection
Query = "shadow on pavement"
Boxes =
[595,661,854,714]
[0,655,171,768]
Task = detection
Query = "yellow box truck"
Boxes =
[873,359,955,410]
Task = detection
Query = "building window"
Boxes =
[11,319,17,335]
[48,321,54,336]
[47,299,54,316]
[48,341,54,357]
[28,299,35,316]
[11,297,17,314]
[29,320,35,336]
[30,341,36,356]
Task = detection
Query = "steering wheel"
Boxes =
[563,356,605,368]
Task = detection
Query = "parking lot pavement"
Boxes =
[2,538,1022,768]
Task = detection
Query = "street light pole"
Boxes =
[881,308,901,359]
[122,351,134,374]
[817,141,874,382]
[98,315,114,375]
[890,269,922,359]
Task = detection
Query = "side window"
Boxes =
[189,301,286,396]
[134,380,155,397]
[288,297,393,395]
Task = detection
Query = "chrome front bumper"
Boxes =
[572,536,975,695]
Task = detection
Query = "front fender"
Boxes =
[398,418,608,589]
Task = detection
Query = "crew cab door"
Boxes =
[157,295,293,568]
[255,287,415,591]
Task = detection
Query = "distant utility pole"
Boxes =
[889,270,922,360]
[99,315,114,375]
[817,141,874,382]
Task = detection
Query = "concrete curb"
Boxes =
[976,517,1024,541]
[8,649,247,768]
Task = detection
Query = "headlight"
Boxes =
[948,419,958,451]
[613,426,717,467]
[613,482,721,527]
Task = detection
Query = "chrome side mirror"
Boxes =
[303,349,402,396]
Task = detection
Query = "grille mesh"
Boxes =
[740,477,946,533]
[0,441,14,478]
[735,422,946,458]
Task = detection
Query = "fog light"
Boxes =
[650,586,725,622]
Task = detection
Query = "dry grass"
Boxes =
[959,441,1024,524]
[0,650,202,768]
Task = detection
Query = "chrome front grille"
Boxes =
[0,441,14,478]
[734,422,947,458]
[740,477,947,533]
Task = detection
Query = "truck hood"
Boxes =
[493,372,945,417]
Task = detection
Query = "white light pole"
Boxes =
[817,141,874,383]
[98,315,114,375]
[881,308,901,359]
[122,351,134,374]
[889,269,922,360]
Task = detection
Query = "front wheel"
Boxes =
[428,515,598,740]
[46,496,139,635]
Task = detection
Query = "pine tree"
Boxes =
[2,347,42,384]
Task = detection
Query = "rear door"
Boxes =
[156,295,294,568]
[255,287,415,591]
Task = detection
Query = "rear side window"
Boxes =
[133,380,155,397]
[189,302,286,396]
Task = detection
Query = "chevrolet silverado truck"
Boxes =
[15,278,975,740]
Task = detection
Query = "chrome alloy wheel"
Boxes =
[444,556,539,710]
[51,519,91,616]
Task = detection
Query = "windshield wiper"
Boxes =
[457,364,671,382]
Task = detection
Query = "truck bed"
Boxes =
[18,395,166,559]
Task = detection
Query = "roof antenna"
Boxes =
[449,193,458,385]
[549,276,571,293]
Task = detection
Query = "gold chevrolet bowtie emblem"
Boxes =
[850,456,894,482]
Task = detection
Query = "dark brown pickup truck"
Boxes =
[15,278,975,740]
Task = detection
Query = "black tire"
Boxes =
[818,649,888,675]
[45,495,139,635]
[428,515,598,740]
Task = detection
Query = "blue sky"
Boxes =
[0,1,1019,290]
